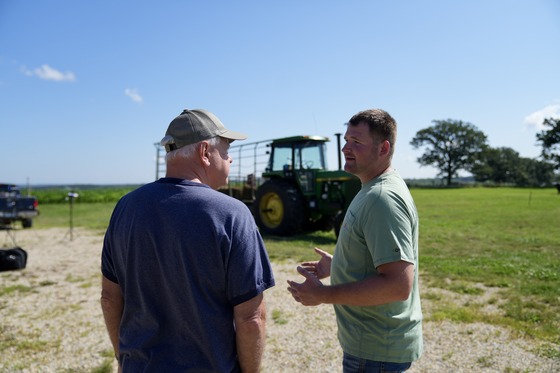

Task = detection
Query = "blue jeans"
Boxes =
[343,352,412,373]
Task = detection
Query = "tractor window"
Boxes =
[271,145,293,171]
[269,141,328,171]
[296,141,327,170]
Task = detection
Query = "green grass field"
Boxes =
[32,187,560,349]
[414,188,559,349]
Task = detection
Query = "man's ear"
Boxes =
[379,140,391,156]
[199,141,211,166]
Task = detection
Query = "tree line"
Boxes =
[410,117,560,186]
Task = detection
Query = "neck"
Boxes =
[362,165,392,184]
[165,166,205,185]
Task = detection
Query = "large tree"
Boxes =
[410,119,488,185]
[471,146,554,186]
[536,117,560,171]
[518,157,555,186]
[471,147,520,184]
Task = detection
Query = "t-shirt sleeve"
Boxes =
[226,211,275,306]
[101,231,119,284]
[364,192,416,268]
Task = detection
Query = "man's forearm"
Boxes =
[236,315,266,372]
[324,261,414,306]
[100,276,124,355]
[234,295,267,373]
[101,300,122,353]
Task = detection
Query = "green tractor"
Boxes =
[222,135,361,236]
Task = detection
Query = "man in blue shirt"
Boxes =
[101,108,275,372]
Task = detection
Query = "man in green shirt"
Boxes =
[288,109,422,372]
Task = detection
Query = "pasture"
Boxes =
[31,186,560,350]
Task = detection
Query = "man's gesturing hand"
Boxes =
[300,247,332,280]
[287,266,327,306]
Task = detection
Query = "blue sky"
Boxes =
[1,0,559,185]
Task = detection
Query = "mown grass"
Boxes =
[33,202,118,231]
[412,188,559,345]
[31,185,140,204]
[27,186,560,347]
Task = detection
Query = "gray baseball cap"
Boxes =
[160,108,247,152]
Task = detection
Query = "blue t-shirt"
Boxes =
[101,178,275,372]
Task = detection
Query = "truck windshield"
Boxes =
[271,141,327,171]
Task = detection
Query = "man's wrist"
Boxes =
[320,284,334,304]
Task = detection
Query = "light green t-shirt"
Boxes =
[331,170,423,363]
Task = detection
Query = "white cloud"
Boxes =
[21,64,76,82]
[524,102,560,130]
[125,88,143,103]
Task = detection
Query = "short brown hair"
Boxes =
[348,109,397,157]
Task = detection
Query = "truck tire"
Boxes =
[255,180,304,236]
[22,219,33,229]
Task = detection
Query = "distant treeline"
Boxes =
[28,184,142,204]
[25,180,556,205]
[405,176,476,187]
[404,176,559,188]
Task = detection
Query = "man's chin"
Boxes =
[212,178,229,190]
[218,178,228,189]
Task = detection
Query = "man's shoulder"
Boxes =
[205,189,252,212]
[359,172,412,210]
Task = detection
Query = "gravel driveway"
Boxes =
[0,228,557,372]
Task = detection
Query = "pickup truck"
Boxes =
[0,184,39,229]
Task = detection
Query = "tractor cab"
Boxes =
[208,134,361,236]
[264,135,329,175]
[256,135,361,236]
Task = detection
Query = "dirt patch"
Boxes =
[0,228,558,372]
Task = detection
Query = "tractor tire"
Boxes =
[254,180,304,236]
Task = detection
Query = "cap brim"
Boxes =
[220,130,248,141]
